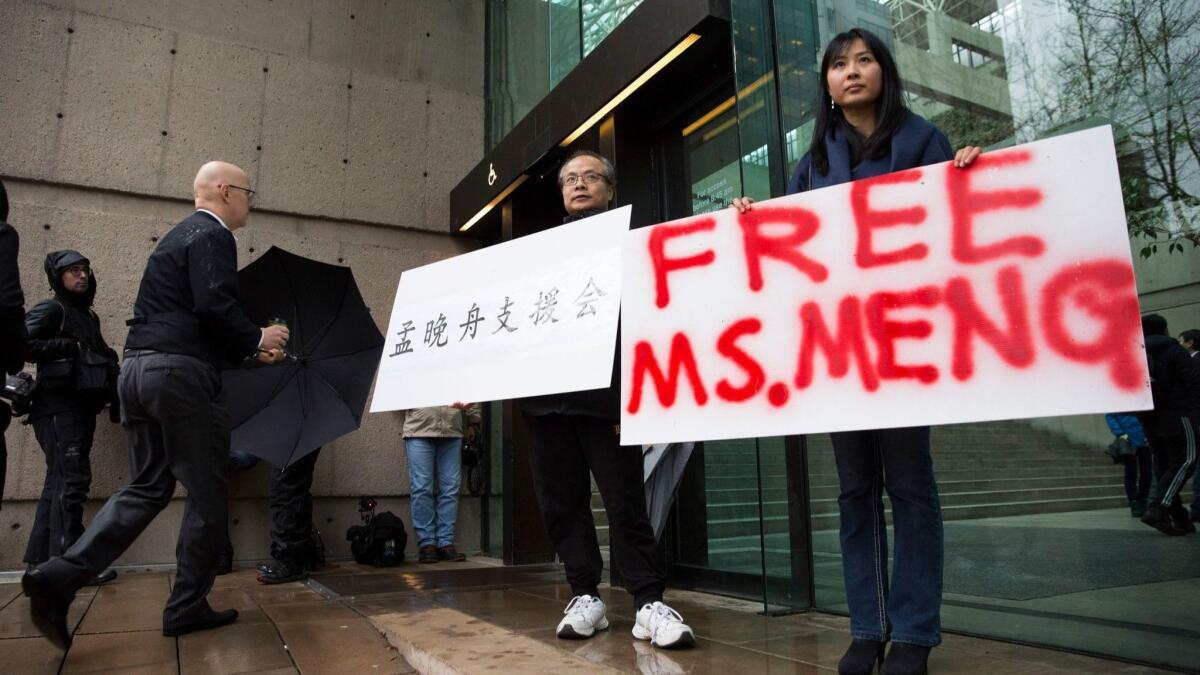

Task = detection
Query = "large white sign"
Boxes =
[619,127,1152,445]
[370,206,631,412]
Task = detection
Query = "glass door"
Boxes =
[657,87,812,613]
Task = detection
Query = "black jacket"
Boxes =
[25,250,118,418]
[1139,334,1200,436]
[124,211,261,367]
[0,222,24,376]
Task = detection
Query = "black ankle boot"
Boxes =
[838,639,885,675]
[881,642,930,675]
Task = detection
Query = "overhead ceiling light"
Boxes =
[559,33,702,147]
[458,174,529,232]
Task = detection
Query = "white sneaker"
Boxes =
[556,594,609,639]
[632,601,695,648]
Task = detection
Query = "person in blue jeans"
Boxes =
[1105,412,1152,517]
[734,27,980,675]
[402,403,480,563]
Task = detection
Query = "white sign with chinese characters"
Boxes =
[369,206,632,412]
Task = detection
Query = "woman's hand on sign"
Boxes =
[954,146,983,168]
[730,196,756,213]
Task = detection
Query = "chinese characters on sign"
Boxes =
[371,206,632,413]
[387,283,605,359]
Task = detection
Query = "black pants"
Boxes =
[1148,415,1197,514]
[269,448,321,563]
[41,352,229,628]
[1123,445,1152,504]
[0,402,10,510]
[526,413,664,609]
[24,407,97,564]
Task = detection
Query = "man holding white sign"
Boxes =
[522,150,694,649]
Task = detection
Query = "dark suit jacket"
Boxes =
[125,211,260,367]
[0,222,25,375]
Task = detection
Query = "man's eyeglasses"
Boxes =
[63,265,90,276]
[561,172,609,188]
[225,184,257,204]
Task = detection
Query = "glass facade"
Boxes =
[483,0,1200,669]
[487,0,645,146]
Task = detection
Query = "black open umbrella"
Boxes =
[223,247,384,468]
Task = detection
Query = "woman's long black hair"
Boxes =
[808,28,908,176]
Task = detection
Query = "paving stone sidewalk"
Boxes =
[0,559,1178,674]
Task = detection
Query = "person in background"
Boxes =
[256,446,325,583]
[1138,314,1197,536]
[22,250,121,586]
[733,27,980,675]
[1176,328,1199,522]
[403,403,480,563]
[1104,412,1152,517]
[0,178,26,508]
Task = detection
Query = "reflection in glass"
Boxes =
[774,1,1200,668]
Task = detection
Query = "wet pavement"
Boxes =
[0,558,1177,673]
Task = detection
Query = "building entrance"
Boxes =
[655,87,814,613]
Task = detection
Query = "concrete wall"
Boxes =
[0,0,486,568]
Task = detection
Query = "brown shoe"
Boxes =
[437,545,466,562]
[418,545,439,563]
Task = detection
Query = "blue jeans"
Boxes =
[831,426,943,647]
[405,437,462,548]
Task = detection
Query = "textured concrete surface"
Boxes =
[0,0,484,568]
[0,0,484,234]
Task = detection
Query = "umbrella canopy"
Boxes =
[223,247,384,468]
[643,442,694,541]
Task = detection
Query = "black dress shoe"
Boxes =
[881,642,930,675]
[84,569,118,586]
[418,545,438,564]
[257,559,308,585]
[838,639,885,675]
[21,568,75,650]
[256,561,272,574]
[163,607,239,637]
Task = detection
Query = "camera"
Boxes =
[0,371,36,416]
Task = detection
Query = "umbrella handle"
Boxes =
[257,348,298,364]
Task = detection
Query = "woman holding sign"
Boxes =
[733,28,980,675]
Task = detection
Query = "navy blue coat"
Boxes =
[787,111,953,195]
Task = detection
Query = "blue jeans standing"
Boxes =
[831,425,943,647]
[405,437,463,548]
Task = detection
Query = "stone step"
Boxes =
[701,464,1123,491]
[709,483,1127,522]
[804,474,1124,501]
[705,454,1122,478]
[705,494,1132,538]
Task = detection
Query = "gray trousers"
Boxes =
[42,351,229,627]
